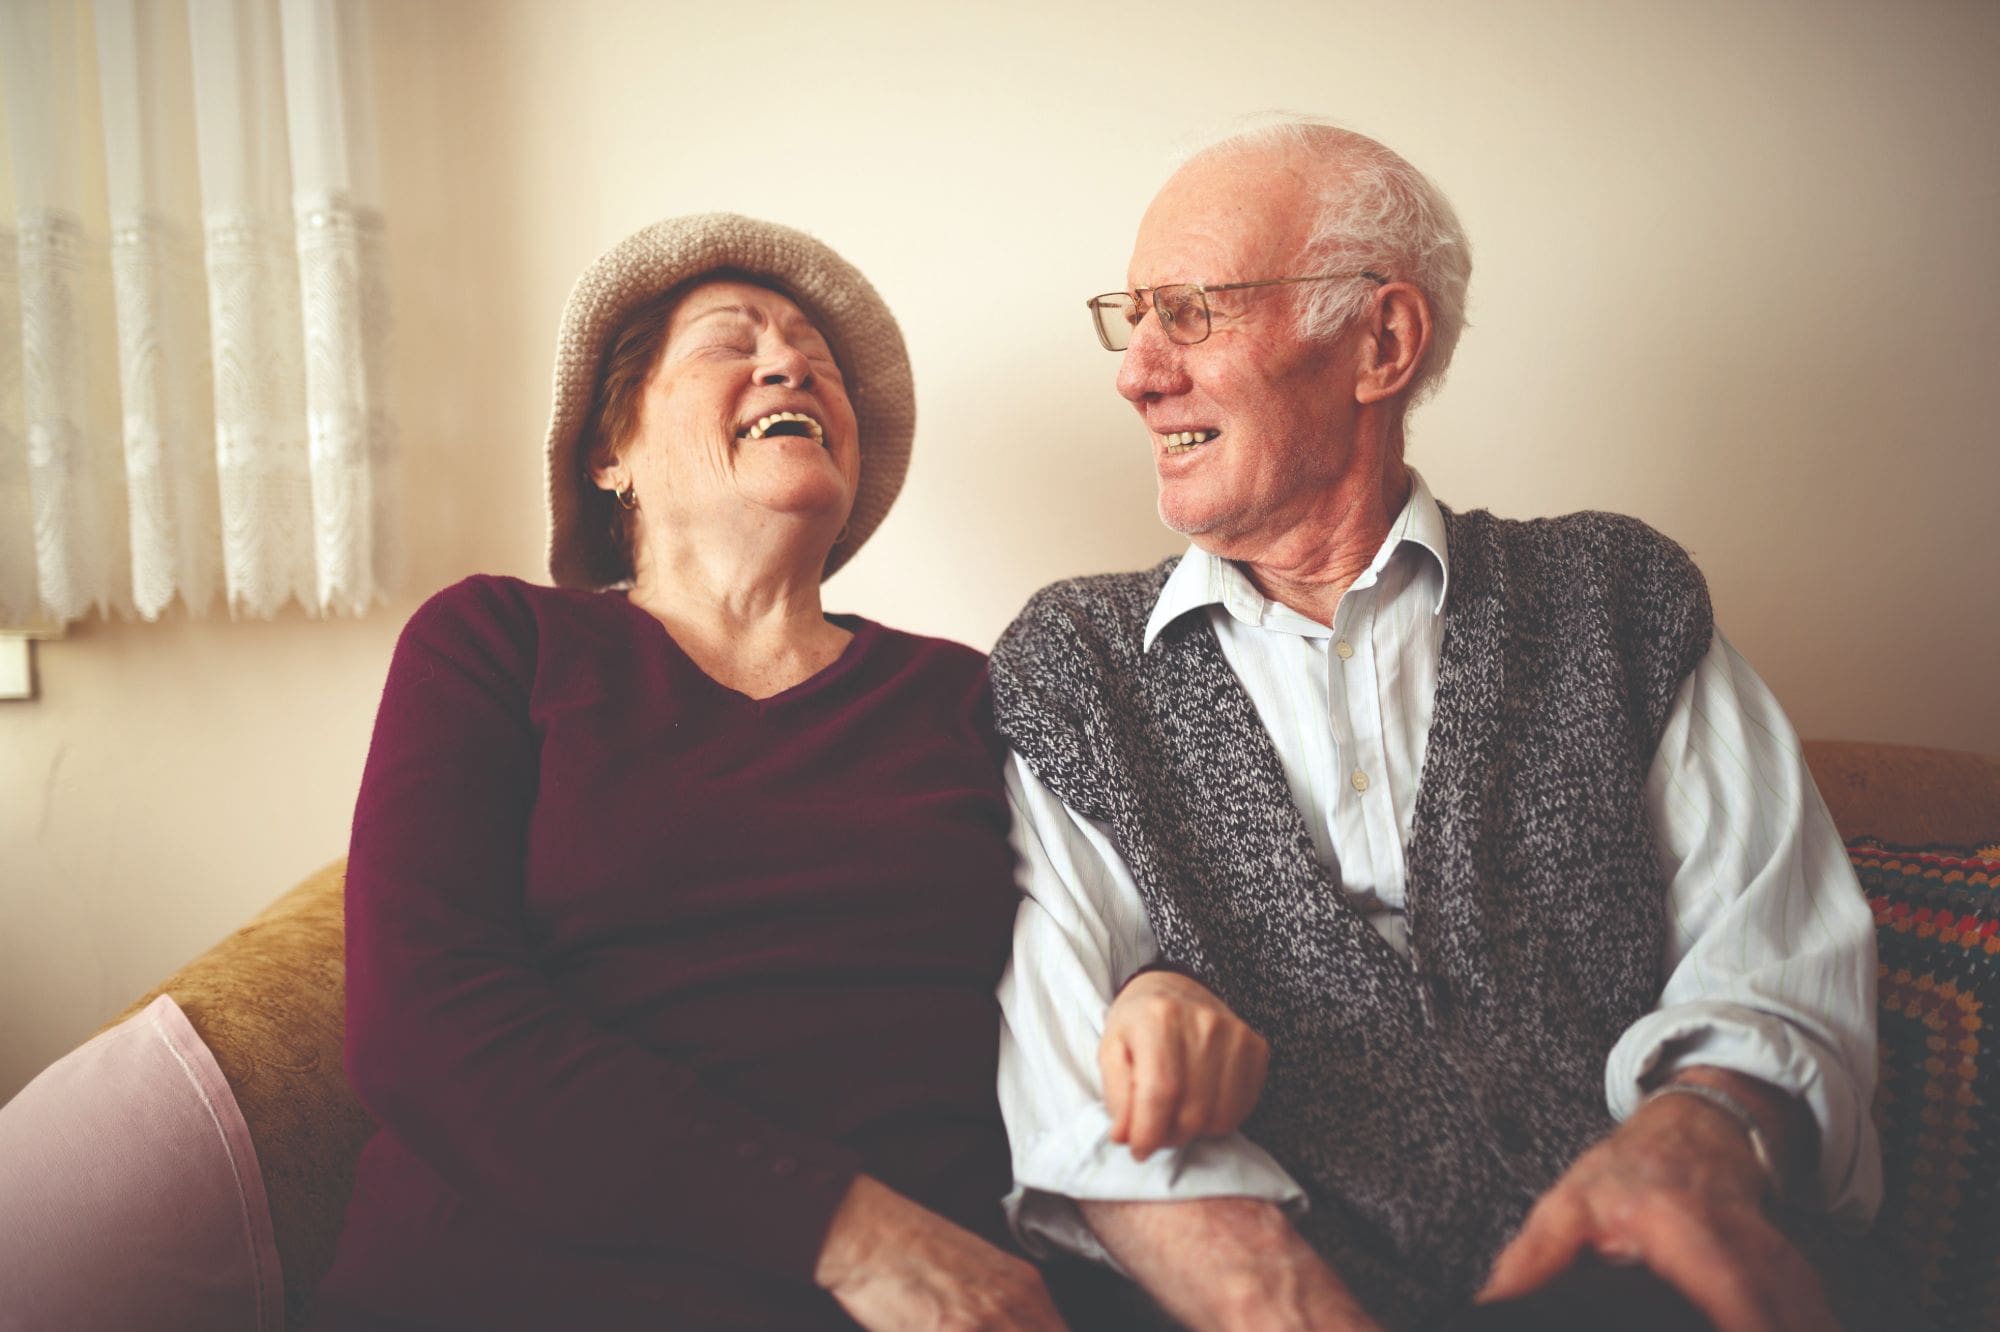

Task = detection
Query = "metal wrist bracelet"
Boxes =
[1642,1080,1785,1202]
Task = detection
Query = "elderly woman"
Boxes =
[306,215,1261,1332]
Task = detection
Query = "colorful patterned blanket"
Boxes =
[1856,839,1999,1332]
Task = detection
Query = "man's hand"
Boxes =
[1478,1071,1834,1332]
[815,1174,1069,1331]
[1100,969,1270,1160]
[1081,1197,1381,1332]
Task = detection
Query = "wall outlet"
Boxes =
[0,636,35,701]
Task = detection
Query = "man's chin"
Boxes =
[1155,494,1217,540]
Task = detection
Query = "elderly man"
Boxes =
[990,120,1883,1332]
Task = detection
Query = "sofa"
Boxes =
[61,741,2000,1328]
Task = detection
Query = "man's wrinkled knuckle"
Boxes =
[1632,1189,1714,1238]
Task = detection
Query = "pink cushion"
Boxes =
[0,994,283,1330]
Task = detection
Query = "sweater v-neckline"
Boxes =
[615,596,881,712]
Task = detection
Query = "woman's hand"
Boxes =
[814,1175,1069,1331]
[1100,968,1270,1160]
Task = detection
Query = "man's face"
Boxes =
[1117,150,1371,555]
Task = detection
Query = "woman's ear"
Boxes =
[588,443,626,495]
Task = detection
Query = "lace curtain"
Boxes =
[0,0,394,626]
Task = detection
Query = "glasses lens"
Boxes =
[1089,293,1140,351]
[1155,285,1209,345]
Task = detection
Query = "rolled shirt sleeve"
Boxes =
[1606,631,1882,1224]
[996,755,1306,1267]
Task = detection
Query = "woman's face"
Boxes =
[600,279,861,568]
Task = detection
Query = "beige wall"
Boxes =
[4,0,1996,1099]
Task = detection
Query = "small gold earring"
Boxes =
[616,485,639,511]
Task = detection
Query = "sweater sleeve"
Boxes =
[343,578,862,1279]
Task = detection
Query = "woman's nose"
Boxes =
[755,340,813,389]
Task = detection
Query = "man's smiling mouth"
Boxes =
[1163,429,1220,456]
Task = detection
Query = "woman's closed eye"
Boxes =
[673,326,759,361]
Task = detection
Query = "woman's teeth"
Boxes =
[741,412,825,447]
[1163,429,1218,455]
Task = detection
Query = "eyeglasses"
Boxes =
[1086,271,1386,351]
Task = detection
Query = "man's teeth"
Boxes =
[742,412,825,446]
[1163,429,1219,453]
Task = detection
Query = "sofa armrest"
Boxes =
[112,858,371,1328]
[1803,739,2000,848]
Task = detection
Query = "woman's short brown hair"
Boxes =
[581,291,675,581]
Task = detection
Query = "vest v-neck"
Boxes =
[617,597,881,713]
[1159,609,1420,985]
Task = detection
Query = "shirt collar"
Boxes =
[1142,468,1451,651]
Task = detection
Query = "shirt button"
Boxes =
[1335,639,1354,659]
[771,1156,798,1178]
[1351,769,1370,792]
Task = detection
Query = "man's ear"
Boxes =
[1356,283,1433,405]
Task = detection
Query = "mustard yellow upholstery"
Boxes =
[1803,739,2000,850]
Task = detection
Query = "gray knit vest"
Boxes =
[991,507,1713,1327]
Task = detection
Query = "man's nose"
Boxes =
[755,340,813,389]
[1115,314,1188,404]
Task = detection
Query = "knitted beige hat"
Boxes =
[545,213,915,587]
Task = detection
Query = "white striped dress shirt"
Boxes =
[996,471,1881,1269]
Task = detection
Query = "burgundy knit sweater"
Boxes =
[311,576,1021,1331]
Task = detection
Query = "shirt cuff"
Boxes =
[1003,1104,1307,1265]
[1605,1002,1882,1225]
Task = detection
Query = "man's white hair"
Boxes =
[1181,115,1472,405]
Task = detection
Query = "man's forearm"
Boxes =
[1662,1065,1820,1202]
[1078,1198,1380,1332]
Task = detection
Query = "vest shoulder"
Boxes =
[992,560,1178,667]
[1452,508,1706,587]
[1543,509,1697,566]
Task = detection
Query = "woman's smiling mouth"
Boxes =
[738,411,826,448]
